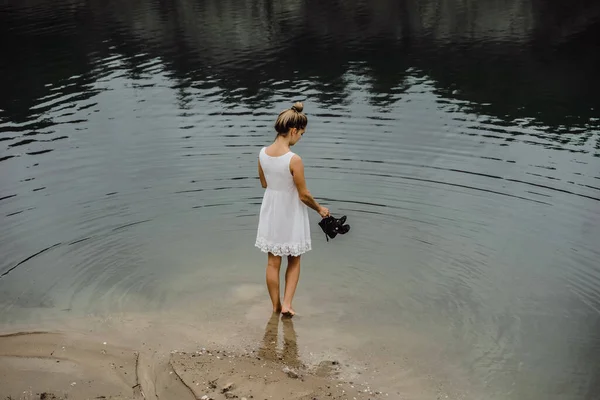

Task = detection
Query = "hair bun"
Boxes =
[291,102,304,113]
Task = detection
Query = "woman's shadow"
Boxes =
[257,312,302,369]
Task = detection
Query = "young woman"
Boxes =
[255,102,330,317]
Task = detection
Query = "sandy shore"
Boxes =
[0,314,384,400]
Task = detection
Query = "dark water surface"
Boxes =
[1,0,600,398]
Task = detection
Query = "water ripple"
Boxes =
[1,1,600,399]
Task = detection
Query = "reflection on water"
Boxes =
[258,313,301,369]
[1,0,600,399]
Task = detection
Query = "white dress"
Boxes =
[255,147,311,256]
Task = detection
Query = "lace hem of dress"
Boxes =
[255,237,312,256]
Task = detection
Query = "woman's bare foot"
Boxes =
[273,302,282,313]
[281,305,295,317]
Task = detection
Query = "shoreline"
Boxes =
[0,291,473,400]
[0,314,385,400]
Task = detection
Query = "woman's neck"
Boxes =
[274,135,291,148]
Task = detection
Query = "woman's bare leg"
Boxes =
[266,253,282,313]
[282,255,301,316]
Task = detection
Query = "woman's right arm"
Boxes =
[258,159,267,188]
[290,155,329,217]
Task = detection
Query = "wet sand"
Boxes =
[0,314,383,400]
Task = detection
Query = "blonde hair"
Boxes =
[274,102,308,135]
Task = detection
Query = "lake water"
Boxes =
[1,1,600,399]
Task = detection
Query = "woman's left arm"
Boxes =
[258,159,267,188]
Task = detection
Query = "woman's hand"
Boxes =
[318,207,330,218]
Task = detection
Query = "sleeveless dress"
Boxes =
[255,147,311,256]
